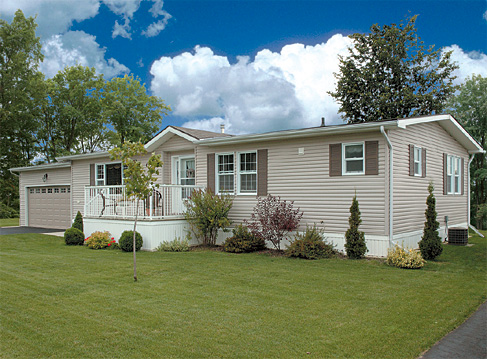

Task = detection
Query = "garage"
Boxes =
[28,186,71,229]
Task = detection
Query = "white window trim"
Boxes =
[447,155,461,195]
[414,146,422,177]
[95,161,124,186]
[342,142,365,175]
[171,155,195,185]
[216,152,235,194]
[237,151,257,195]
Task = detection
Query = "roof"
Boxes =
[198,114,484,154]
[10,161,71,173]
[170,126,232,140]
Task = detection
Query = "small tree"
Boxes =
[184,189,233,246]
[419,183,443,260]
[72,211,83,232]
[345,195,368,259]
[246,195,303,250]
[110,141,162,281]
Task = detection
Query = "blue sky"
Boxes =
[1,0,486,134]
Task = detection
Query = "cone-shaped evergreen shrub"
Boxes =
[73,211,83,232]
[345,195,368,259]
[419,183,443,260]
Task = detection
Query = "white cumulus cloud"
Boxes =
[150,35,352,134]
[442,45,487,84]
[40,31,129,79]
[0,0,100,39]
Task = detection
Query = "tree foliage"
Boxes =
[184,189,233,246]
[446,74,486,226]
[344,195,368,259]
[110,141,162,281]
[418,183,443,260]
[246,195,303,250]
[330,15,458,123]
[0,10,44,210]
[103,74,170,144]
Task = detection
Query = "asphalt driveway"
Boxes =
[0,226,65,235]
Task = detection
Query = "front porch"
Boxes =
[84,184,203,220]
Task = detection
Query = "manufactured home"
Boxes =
[11,114,484,256]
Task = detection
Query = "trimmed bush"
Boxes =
[64,227,84,245]
[286,225,337,259]
[223,224,266,253]
[85,231,114,249]
[0,203,19,219]
[157,237,190,252]
[345,195,368,259]
[419,183,443,260]
[387,245,425,269]
[72,211,83,232]
[119,230,143,252]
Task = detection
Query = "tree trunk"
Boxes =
[133,198,139,282]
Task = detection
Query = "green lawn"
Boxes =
[0,218,19,227]
[1,232,486,359]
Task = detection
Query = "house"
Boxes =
[10,114,485,256]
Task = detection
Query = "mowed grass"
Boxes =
[1,232,486,359]
[0,218,19,227]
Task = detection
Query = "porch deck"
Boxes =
[84,184,203,220]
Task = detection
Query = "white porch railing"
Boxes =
[84,184,203,219]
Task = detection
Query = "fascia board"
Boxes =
[10,161,72,172]
[145,127,198,152]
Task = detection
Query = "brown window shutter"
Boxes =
[207,153,215,193]
[257,149,268,196]
[90,164,95,186]
[461,157,464,195]
[365,141,379,175]
[329,143,342,176]
[443,153,448,195]
[422,148,427,178]
[409,144,414,176]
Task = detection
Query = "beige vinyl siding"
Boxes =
[198,133,387,235]
[154,135,196,184]
[389,122,468,234]
[19,166,72,226]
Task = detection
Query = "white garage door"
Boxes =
[28,186,71,229]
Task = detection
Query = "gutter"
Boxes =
[380,126,394,247]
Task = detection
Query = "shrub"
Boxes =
[476,203,487,230]
[184,189,233,246]
[64,227,84,245]
[387,245,425,269]
[286,225,337,259]
[246,195,303,250]
[0,203,19,219]
[345,195,368,259]
[119,230,143,252]
[72,211,83,232]
[223,224,266,253]
[157,237,190,252]
[419,183,443,260]
[85,231,114,249]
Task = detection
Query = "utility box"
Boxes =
[448,228,468,245]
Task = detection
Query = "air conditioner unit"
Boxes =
[448,228,468,245]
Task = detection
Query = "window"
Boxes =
[29,189,34,194]
[217,153,234,193]
[447,155,461,194]
[96,164,105,186]
[54,188,60,193]
[95,163,123,186]
[61,188,67,193]
[41,188,46,193]
[342,143,364,175]
[47,188,53,193]
[238,152,257,194]
[414,146,422,176]
[35,188,40,193]
[67,187,71,193]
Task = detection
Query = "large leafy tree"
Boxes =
[103,74,170,144]
[330,15,458,123]
[446,74,487,225]
[0,10,44,211]
[37,65,106,161]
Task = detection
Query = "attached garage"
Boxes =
[27,186,71,229]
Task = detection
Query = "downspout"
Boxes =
[380,126,393,247]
